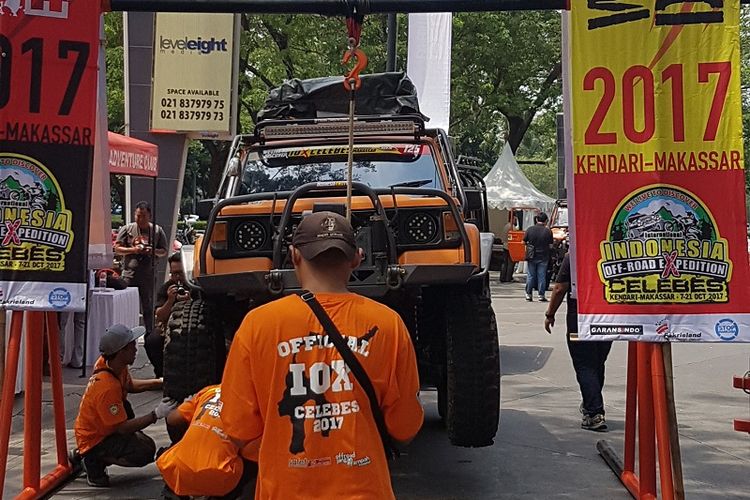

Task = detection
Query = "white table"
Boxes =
[61,287,141,367]
[80,287,140,366]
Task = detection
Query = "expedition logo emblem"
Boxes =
[0,153,73,272]
[48,287,71,309]
[714,318,739,341]
[598,185,731,304]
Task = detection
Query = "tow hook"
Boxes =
[266,270,284,295]
[386,266,406,290]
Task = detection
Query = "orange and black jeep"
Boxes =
[165,73,500,447]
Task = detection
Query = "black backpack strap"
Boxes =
[299,291,398,460]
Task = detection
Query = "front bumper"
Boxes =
[195,264,477,299]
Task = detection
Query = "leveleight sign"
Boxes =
[151,13,239,139]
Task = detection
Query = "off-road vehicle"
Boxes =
[166,73,500,447]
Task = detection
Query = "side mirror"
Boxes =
[196,198,216,221]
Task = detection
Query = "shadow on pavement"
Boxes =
[391,399,630,500]
[499,345,553,376]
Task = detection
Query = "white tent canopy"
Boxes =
[484,142,555,212]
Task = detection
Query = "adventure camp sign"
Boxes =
[570,1,750,342]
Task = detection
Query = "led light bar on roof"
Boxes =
[260,120,417,140]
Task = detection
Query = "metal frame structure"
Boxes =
[106,0,569,14]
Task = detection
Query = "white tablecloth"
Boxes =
[62,287,141,367]
[81,287,140,366]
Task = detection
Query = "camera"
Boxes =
[175,283,187,296]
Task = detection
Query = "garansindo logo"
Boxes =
[159,36,228,55]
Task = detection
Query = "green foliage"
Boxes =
[519,161,557,199]
[451,12,561,164]
[105,13,125,133]
[741,10,750,193]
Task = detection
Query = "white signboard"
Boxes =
[151,13,239,139]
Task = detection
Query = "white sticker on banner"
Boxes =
[0,281,87,312]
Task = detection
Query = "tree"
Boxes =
[519,161,557,199]
[451,11,561,164]
[105,12,563,205]
[105,13,126,215]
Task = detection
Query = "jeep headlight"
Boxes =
[234,221,267,251]
[403,212,438,244]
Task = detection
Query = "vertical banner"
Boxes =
[570,2,749,343]
[151,13,239,140]
[407,13,452,132]
[0,0,99,311]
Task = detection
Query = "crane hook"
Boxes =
[342,44,368,91]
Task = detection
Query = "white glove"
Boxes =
[154,397,178,419]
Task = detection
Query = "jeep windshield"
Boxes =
[551,206,568,227]
[238,143,442,194]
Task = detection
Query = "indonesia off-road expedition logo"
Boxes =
[598,185,731,304]
[0,153,73,271]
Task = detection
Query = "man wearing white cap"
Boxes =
[74,324,178,487]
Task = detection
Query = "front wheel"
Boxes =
[163,299,225,402]
[444,277,501,447]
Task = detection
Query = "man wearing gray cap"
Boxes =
[74,324,178,487]
[221,212,423,499]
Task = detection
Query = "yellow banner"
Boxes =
[151,13,238,139]
[569,2,750,342]
[571,1,743,174]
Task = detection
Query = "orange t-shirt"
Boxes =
[221,293,423,500]
[157,384,252,496]
[74,367,127,454]
[93,356,132,400]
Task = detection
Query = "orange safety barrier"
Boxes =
[0,311,74,499]
[732,372,750,433]
[597,342,683,500]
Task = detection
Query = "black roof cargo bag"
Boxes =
[258,72,427,121]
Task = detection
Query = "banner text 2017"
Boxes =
[583,62,732,145]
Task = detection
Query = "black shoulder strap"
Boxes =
[299,291,398,460]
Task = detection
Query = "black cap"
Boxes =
[292,211,357,260]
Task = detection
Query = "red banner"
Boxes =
[0,0,100,311]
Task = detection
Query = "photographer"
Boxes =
[154,253,194,332]
[114,201,168,377]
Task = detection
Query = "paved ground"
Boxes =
[3,276,749,499]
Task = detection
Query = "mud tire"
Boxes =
[444,278,500,447]
[162,299,225,402]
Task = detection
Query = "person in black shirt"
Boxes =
[154,252,195,335]
[523,212,553,302]
[544,252,612,432]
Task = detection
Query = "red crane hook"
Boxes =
[342,46,368,91]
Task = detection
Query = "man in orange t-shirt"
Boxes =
[156,384,257,499]
[221,211,423,499]
[74,324,177,487]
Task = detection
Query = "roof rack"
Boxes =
[254,114,425,143]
